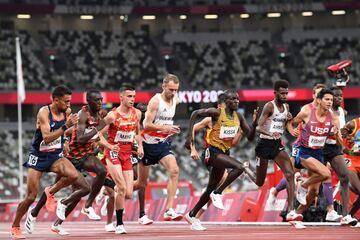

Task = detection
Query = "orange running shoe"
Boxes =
[11,227,26,239]
[45,186,57,212]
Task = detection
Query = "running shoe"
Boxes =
[105,223,116,232]
[11,227,25,239]
[56,199,67,221]
[45,186,57,212]
[265,187,277,210]
[325,210,342,222]
[81,206,101,220]
[24,208,36,234]
[100,196,109,216]
[115,224,127,234]
[295,181,307,205]
[185,212,206,231]
[286,210,303,221]
[163,208,183,221]
[340,215,358,226]
[210,191,225,210]
[138,215,153,225]
[95,187,105,205]
[51,224,69,236]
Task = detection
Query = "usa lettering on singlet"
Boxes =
[260,101,288,140]
[326,107,346,144]
[300,108,333,149]
[142,94,176,144]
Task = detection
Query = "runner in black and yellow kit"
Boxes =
[184,89,258,231]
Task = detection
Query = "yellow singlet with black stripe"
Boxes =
[208,108,240,152]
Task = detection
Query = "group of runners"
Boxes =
[10,72,360,239]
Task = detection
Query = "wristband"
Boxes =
[61,125,68,131]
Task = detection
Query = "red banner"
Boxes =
[1,88,359,105]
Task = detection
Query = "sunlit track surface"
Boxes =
[2,221,359,240]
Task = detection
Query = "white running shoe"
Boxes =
[266,187,277,210]
[81,206,101,220]
[163,208,183,221]
[138,215,154,225]
[95,187,105,205]
[100,196,109,216]
[295,181,307,205]
[115,224,127,234]
[286,210,303,221]
[351,222,360,228]
[105,223,116,232]
[51,224,70,236]
[185,212,206,231]
[325,210,342,222]
[210,191,225,210]
[56,199,67,221]
[340,215,358,226]
[25,208,36,234]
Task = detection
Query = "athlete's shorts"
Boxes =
[67,154,90,171]
[323,143,343,163]
[104,145,132,171]
[141,141,174,166]
[255,138,284,160]
[201,146,230,170]
[103,177,116,189]
[295,146,324,169]
[291,144,300,158]
[345,154,360,173]
[23,151,63,172]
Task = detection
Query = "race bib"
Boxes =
[114,131,135,143]
[84,127,99,141]
[291,147,299,158]
[308,135,326,148]
[28,154,38,166]
[219,126,238,140]
[109,150,118,159]
[353,141,360,153]
[204,148,210,163]
[39,137,62,152]
[269,123,285,134]
[131,156,139,165]
[344,158,351,167]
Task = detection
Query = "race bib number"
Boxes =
[219,126,238,140]
[204,148,210,162]
[114,131,135,143]
[291,147,299,158]
[269,123,285,134]
[39,137,62,152]
[131,156,139,165]
[344,158,351,167]
[309,135,326,148]
[109,150,118,159]
[84,128,99,141]
[28,154,38,166]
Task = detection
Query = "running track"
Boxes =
[1,221,359,240]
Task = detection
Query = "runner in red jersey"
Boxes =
[102,84,143,234]
[289,88,341,217]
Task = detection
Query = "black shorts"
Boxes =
[255,138,284,160]
[68,154,90,171]
[202,146,230,170]
[323,144,343,163]
[141,141,174,166]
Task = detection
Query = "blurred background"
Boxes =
[1,0,360,202]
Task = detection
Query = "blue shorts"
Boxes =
[141,141,174,166]
[295,146,324,169]
[23,151,63,172]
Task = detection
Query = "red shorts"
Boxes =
[103,144,133,171]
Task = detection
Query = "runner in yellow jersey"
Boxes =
[184,89,258,231]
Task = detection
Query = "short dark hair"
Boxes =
[316,88,333,99]
[274,80,289,91]
[223,89,238,100]
[217,93,226,104]
[86,89,101,101]
[52,85,72,99]
[119,83,135,93]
